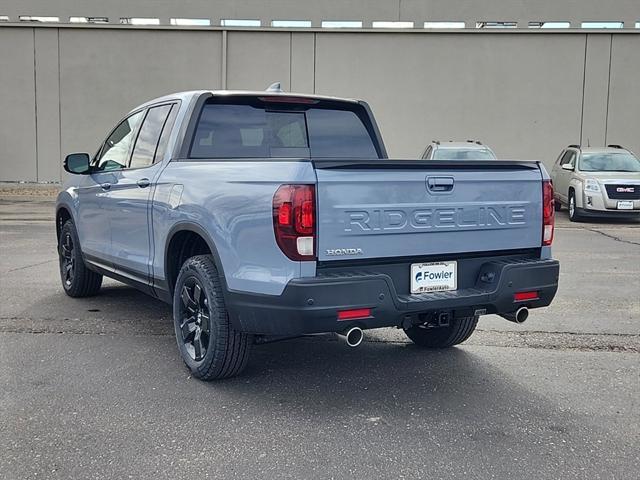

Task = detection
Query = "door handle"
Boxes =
[137,178,150,188]
[100,183,111,190]
[426,176,454,193]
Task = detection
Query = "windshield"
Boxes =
[580,153,640,172]
[432,148,496,160]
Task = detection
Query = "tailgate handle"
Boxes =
[426,176,454,193]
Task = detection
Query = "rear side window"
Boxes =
[130,104,173,168]
[189,99,379,159]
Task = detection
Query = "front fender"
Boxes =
[569,178,584,208]
[55,188,79,239]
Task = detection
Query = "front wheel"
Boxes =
[403,316,478,348]
[568,190,582,222]
[58,220,103,297]
[173,255,252,380]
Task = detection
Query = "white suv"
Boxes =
[420,140,497,160]
[550,145,640,221]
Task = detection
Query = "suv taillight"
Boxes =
[273,185,316,261]
[542,180,554,246]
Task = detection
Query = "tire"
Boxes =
[58,220,103,297]
[568,190,582,222]
[554,198,562,211]
[403,316,478,348]
[173,255,252,380]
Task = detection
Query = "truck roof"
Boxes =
[134,89,360,112]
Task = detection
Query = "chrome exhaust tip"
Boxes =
[500,306,529,324]
[340,327,364,347]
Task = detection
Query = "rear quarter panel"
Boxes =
[151,160,317,296]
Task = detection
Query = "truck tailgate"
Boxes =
[314,160,543,262]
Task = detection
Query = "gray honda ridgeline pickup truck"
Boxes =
[56,89,559,379]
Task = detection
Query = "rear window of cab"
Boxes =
[189,97,380,159]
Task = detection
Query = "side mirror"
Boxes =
[561,163,574,171]
[64,153,91,174]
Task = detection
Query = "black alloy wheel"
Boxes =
[60,232,75,288]
[178,277,211,361]
[172,254,252,379]
[58,219,102,297]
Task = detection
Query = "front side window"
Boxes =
[130,104,173,168]
[190,99,379,159]
[580,153,640,172]
[559,151,574,167]
[96,111,144,171]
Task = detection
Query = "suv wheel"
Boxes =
[568,190,582,222]
[173,255,252,380]
[554,198,562,211]
[58,220,103,297]
[403,316,478,348]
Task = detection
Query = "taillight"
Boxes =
[273,185,316,260]
[258,96,319,104]
[542,179,554,246]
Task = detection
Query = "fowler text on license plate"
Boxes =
[411,261,457,294]
[617,201,634,210]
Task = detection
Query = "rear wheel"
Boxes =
[173,255,252,380]
[58,220,103,297]
[403,316,478,348]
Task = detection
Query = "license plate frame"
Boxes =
[410,261,457,294]
[617,200,634,210]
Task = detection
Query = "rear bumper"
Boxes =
[226,257,560,336]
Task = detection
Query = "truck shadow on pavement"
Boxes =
[190,336,627,476]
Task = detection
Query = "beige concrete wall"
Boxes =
[0,24,638,181]
[57,28,223,160]
[606,35,640,154]
[315,32,587,164]
[0,28,37,182]
[226,31,291,90]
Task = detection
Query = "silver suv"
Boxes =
[420,140,497,160]
[550,145,640,221]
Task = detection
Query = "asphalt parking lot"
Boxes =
[1,194,639,479]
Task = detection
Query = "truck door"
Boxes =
[76,110,145,269]
[109,103,176,284]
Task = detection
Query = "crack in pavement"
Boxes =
[5,258,57,272]
[583,227,640,246]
